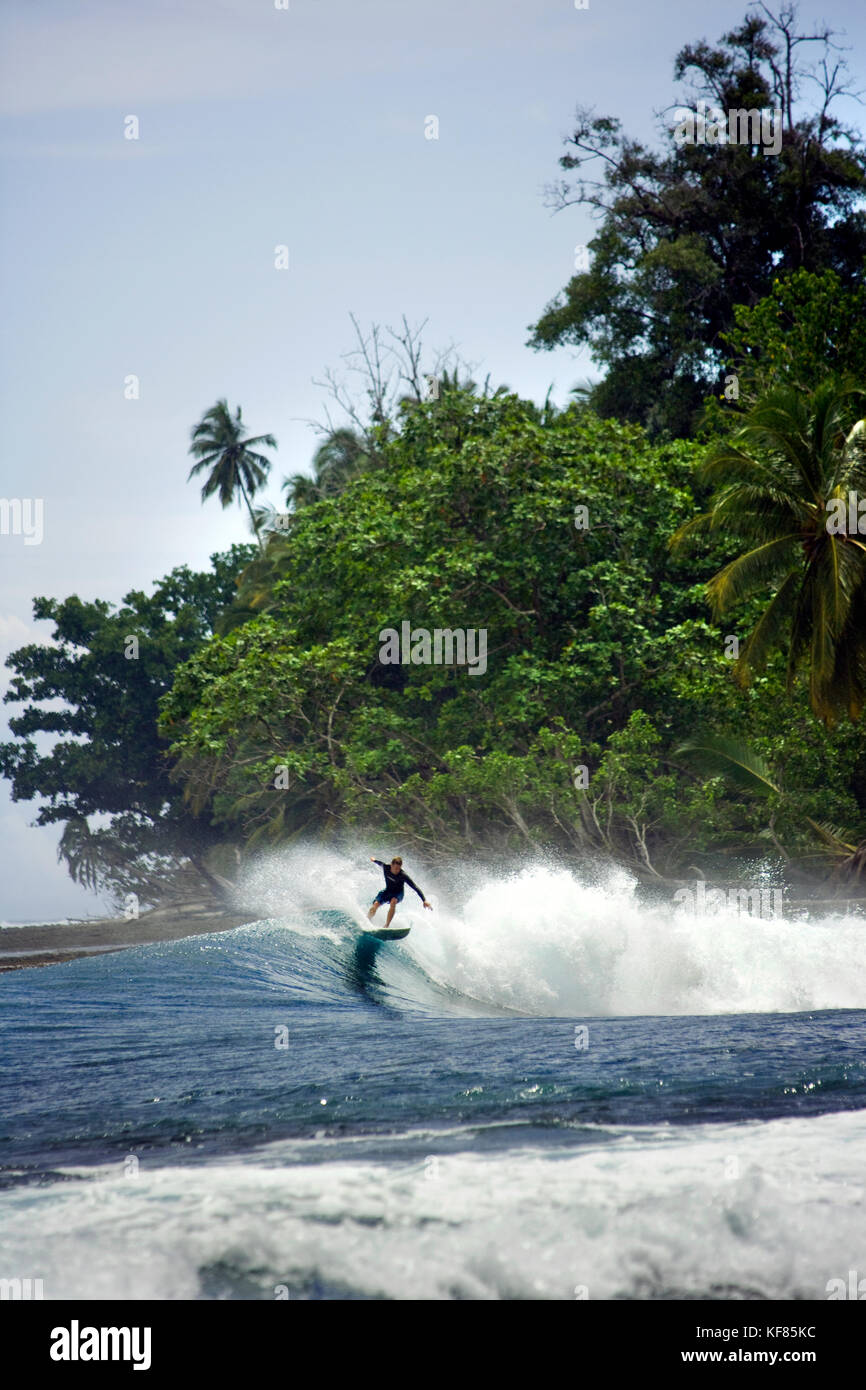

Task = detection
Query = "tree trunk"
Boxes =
[237,478,264,553]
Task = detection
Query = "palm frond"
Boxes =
[675,734,779,798]
[735,570,800,680]
[705,534,799,616]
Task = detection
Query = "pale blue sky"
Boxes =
[1,0,864,918]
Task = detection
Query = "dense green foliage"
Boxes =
[674,383,866,723]
[5,6,866,898]
[719,269,866,400]
[0,547,255,902]
[529,11,866,437]
[159,391,866,875]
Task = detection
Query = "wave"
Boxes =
[231,846,866,1018]
[4,1108,864,1299]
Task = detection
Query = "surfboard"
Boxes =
[361,927,410,940]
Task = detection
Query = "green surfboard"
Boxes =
[361,927,410,940]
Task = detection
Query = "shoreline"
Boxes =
[1,885,863,976]
[0,900,260,973]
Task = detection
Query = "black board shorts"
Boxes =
[374,887,404,905]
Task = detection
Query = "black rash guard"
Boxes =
[374,860,425,900]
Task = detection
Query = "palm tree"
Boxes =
[283,427,370,511]
[675,732,856,864]
[212,538,290,632]
[672,382,866,724]
[188,400,277,551]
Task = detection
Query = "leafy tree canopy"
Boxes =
[160,387,866,875]
[673,382,866,724]
[530,4,866,437]
[0,545,255,903]
[719,266,866,402]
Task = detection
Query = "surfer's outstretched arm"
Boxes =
[403,874,433,911]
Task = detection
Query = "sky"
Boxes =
[1,0,864,920]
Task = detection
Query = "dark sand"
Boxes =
[0,900,260,972]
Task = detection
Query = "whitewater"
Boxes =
[237,846,866,1017]
[1,848,864,1300]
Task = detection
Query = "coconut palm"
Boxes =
[672,382,866,724]
[282,427,370,511]
[675,732,856,863]
[213,540,289,632]
[188,400,277,551]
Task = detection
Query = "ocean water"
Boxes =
[1,851,865,1301]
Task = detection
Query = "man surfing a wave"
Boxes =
[368,856,432,927]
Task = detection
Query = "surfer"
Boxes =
[368,856,432,927]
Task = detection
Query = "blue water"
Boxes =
[2,863,866,1301]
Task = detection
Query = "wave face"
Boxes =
[235,846,866,1017]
